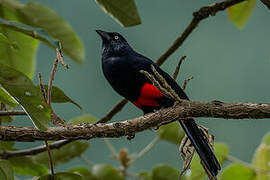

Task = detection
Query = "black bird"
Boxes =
[96,30,221,177]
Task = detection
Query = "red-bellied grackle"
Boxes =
[96,30,221,177]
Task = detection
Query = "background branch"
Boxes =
[1,100,270,141]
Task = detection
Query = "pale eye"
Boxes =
[114,35,119,40]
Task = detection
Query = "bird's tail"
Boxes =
[179,118,221,177]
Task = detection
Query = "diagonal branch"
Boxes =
[1,100,270,141]
[99,0,246,124]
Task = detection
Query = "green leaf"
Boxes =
[157,121,184,144]
[227,0,256,29]
[0,160,14,180]
[220,164,256,180]
[0,4,39,79]
[151,164,179,180]
[9,156,48,176]
[96,0,141,27]
[69,167,97,180]
[0,87,19,107]
[0,141,14,150]
[139,171,153,180]
[0,32,19,49]
[186,142,229,180]
[0,64,51,131]
[252,131,270,179]
[69,114,97,125]
[16,1,85,63]
[39,85,82,109]
[33,141,89,167]
[38,172,84,180]
[92,164,124,180]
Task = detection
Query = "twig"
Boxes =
[44,140,55,179]
[182,76,194,90]
[103,138,118,158]
[130,136,160,164]
[79,155,95,166]
[56,48,68,69]
[2,100,270,141]
[173,56,186,80]
[47,58,58,105]
[97,0,246,124]
[97,99,128,124]
[0,110,26,116]
[0,140,71,159]
[38,72,47,101]
[261,0,270,10]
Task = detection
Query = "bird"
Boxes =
[96,30,221,177]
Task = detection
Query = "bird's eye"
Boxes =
[114,36,119,40]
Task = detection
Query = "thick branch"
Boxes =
[1,100,270,141]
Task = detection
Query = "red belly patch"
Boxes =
[133,83,163,109]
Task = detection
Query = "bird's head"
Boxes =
[96,30,132,58]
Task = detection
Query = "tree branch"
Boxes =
[1,100,270,141]
[0,110,26,116]
[0,140,71,159]
[261,0,270,10]
[98,0,246,124]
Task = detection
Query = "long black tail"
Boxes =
[179,118,221,177]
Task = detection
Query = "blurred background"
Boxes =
[14,0,270,178]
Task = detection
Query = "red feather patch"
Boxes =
[133,83,163,109]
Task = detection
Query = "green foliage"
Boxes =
[92,164,124,180]
[220,164,256,180]
[41,85,82,109]
[33,141,89,167]
[0,141,14,150]
[9,156,48,176]
[0,3,39,79]
[0,32,19,49]
[0,63,51,131]
[0,87,19,107]
[157,121,185,144]
[151,164,179,180]
[139,171,153,180]
[0,160,14,180]
[96,0,141,27]
[69,114,97,125]
[227,0,256,29]
[186,142,229,180]
[38,172,84,180]
[69,167,97,180]
[1,0,84,63]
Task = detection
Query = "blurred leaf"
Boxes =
[0,32,18,49]
[151,164,179,180]
[0,141,14,150]
[0,18,59,49]
[0,87,19,107]
[96,0,141,27]
[0,4,39,79]
[0,64,51,131]
[0,159,14,180]
[186,142,229,180]
[9,156,48,176]
[92,164,124,180]
[15,1,85,63]
[220,164,256,180]
[227,0,256,29]
[38,172,84,180]
[252,132,270,179]
[69,167,97,180]
[39,85,82,109]
[157,121,184,144]
[139,171,153,180]
[69,114,97,125]
[33,141,89,167]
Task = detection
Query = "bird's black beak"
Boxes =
[96,30,110,41]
